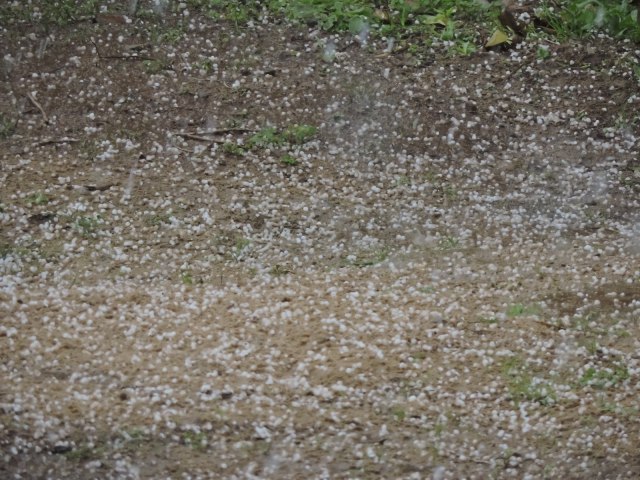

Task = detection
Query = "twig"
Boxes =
[26,92,49,123]
[84,183,118,192]
[173,132,225,143]
[175,145,195,154]
[534,320,565,330]
[91,39,156,61]
[173,128,256,140]
[201,128,257,134]
[36,137,79,146]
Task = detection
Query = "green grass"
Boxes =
[579,363,630,389]
[391,406,406,422]
[248,127,285,148]
[536,0,640,42]
[536,45,551,60]
[143,59,169,74]
[597,398,638,416]
[247,124,316,149]
[269,264,292,275]
[0,239,60,263]
[26,192,49,206]
[0,0,98,26]
[145,213,173,226]
[283,124,317,144]
[182,431,208,450]
[344,248,388,267]
[501,356,557,406]
[74,215,102,237]
[181,271,194,285]
[64,444,105,461]
[222,142,246,156]
[0,241,17,259]
[160,25,185,43]
[438,235,459,250]
[506,303,540,317]
[232,238,251,261]
[2,0,638,57]
[280,154,300,166]
[474,316,499,325]
[0,113,17,139]
[187,0,260,25]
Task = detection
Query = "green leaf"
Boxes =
[485,29,511,47]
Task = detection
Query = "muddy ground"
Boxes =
[1,5,640,480]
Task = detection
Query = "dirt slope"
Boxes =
[1,6,640,479]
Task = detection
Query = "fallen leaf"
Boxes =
[485,29,511,48]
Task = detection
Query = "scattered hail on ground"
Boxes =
[1,2,640,480]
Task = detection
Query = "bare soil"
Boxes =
[1,6,640,480]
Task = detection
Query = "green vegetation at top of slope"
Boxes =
[537,0,640,42]
[1,0,639,46]
[0,0,99,26]
[198,0,498,53]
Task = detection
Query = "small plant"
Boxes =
[182,431,207,450]
[74,215,101,237]
[0,241,34,259]
[433,421,445,437]
[506,303,540,317]
[197,58,215,73]
[346,248,388,267]
[280,154,299,166]
[26,192,49,206]
[181,271,194,285]
[438,236,459,250]
[536,45,551,60]
[160,25,185,44]
[248,127,284,148]
[597,398,638,416]
[475,316,499,325]
[579,337,600,355]
[0,113,17,139]
[41,0,98,26]
[64,444,101,461]
[145,213,172,226]
[248,124,317,151]
[394,175,410,187]
[0,242,14,258]
[632,63,640,84]
[143,59,168,74]
[455,40,477,56]
[120,427,149,450]
[222,142,246,156]
[283,124,317,144]
[269,264,291,276]
[443,184,457,200]
[418,286,435,294]
[536,0,640,42]
[392,406,406,422]
[579,364,630,389]
[501,356,557,406]
[232,238,251,261]
[275,0,374,31]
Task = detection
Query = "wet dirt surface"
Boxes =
[1,5,640,479]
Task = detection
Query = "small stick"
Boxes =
[27,92,49,123]
[175,145,195,154]
[172,127,256,140]
[199,128,256,134]
[172,132,225,143]
[91,39,155,61]
[36,137,79,146]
